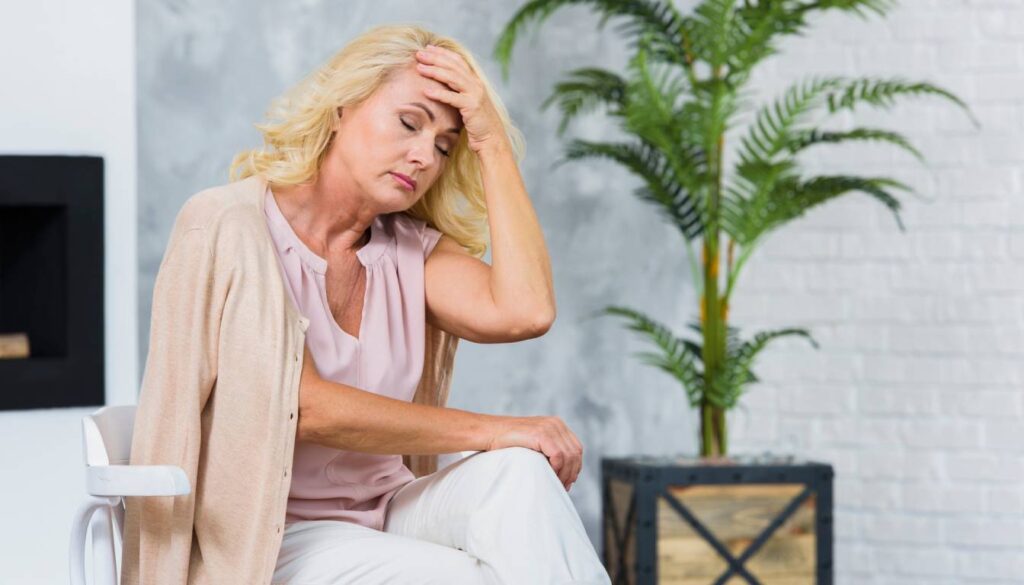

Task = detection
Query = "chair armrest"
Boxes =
[86,464,191,497]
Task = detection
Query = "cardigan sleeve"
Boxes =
[121,218,227,584]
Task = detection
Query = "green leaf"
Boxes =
[726,2,810,82]
[710,327,819,408]
[558,139,706,240]
[737,77,847,167]
[728,173,911,245]
[787,127,925,162]
[604,305,704,406]
[825,77,979,127]
[686,0,740,68]
[493,0,692,81]
[623,41,695,151]
[542,67,628,136]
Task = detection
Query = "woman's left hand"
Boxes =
[414,45,506,155]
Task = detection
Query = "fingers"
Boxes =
[565,426,584,490]
[414,47,473,93]
[415,63,468,93]
[422,86,466,110]
[552,421,578,490]
[490,415,584,492]
[541,416,582,491]
[417,44,472,76]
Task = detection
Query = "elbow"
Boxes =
[535,305,556,336]
[296,360,330,444]
[296,404,324,444]
[515,305,556,340]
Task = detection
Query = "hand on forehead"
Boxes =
[384,65,464,130]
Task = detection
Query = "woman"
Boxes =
[122,24,609,585]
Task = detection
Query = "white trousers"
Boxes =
[272,446,611,584]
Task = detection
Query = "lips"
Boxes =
[390,172,416,191]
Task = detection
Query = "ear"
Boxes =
[332,106,343,132]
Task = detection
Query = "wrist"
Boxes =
[474,136,513,162]
[473,412,505,451]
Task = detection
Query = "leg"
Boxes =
[384,447,611,585]
[273,519,489,584]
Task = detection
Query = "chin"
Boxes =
[378,190,420,214]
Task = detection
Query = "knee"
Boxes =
[487,446,554,477]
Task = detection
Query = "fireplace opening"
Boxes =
[1,205,69,359]
[0,156,104,410]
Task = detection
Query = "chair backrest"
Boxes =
[82,405,136,466]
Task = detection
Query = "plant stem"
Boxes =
[699,66,729,458]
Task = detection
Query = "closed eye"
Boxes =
[400,117,450,158]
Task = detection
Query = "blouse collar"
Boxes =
[264,186,387,272]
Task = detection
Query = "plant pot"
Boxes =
[601,454,833,585]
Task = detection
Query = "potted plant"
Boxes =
[494,1,977,583]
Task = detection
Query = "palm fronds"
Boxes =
[603,306,704,407]
[542,67,628,136]
[728,173,911,247]
[786,127,925,162]
[495,0,978,457]
[557,139,706,240]
[710,326,820,409]
[494,0,691,80]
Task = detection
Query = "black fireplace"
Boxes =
[0,156,104,410]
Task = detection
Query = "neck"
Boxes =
[271,170,377,256]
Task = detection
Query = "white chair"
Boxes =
[68,404,475,584]
[69,405,190,585]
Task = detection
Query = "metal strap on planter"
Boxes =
[661,485,813,585]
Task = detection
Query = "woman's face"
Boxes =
[325,62,464,213]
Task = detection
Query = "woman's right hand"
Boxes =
[485,416,583,491]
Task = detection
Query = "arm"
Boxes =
[424,139,556,344]
[296,345,584,489]
[296,345,496,454]
[122,219,225,583]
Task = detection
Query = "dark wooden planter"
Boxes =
[601,454,833,585]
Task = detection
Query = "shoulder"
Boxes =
[166,175,272,264]
[174,176,266,233]
[391,213,444,257]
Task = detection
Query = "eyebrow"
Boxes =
[405,102,462,135]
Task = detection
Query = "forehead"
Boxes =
[374,65,462,127]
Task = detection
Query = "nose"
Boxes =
[407,136,438,169]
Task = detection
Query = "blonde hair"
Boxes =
[230,24,525,258]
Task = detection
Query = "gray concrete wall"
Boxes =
[137,1,697,548]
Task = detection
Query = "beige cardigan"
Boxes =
[121,175,459,584]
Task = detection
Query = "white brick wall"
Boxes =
[726,1,1024,583]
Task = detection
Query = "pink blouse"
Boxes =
[264,187,443,531]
